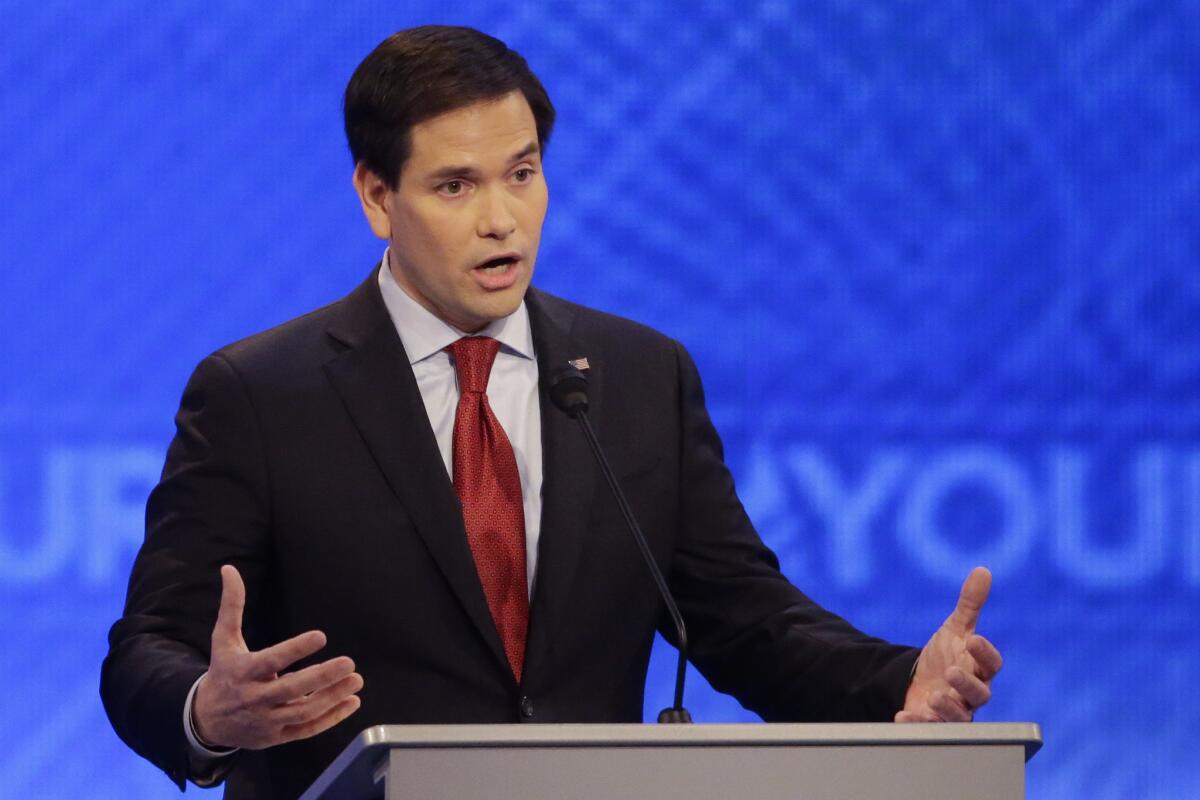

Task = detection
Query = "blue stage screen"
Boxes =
[0,2,1195,796]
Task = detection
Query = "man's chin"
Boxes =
[455,290,527,332]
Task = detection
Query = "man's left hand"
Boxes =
[897,566,1003,723]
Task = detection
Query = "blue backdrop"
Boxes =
[0,1,1196,797]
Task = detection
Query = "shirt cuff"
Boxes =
[183,672,239,767]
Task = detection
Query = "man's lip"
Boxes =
[473,251,522,269]
[470,256,523,290]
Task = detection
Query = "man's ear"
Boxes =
[352,163,393,240]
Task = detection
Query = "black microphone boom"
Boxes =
[549,365,692,723]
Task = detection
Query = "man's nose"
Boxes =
[476,186,517,239]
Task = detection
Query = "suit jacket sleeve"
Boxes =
[100,353,270,787]
[664,341,919,721]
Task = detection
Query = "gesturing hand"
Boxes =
[897,566,1003,723]
[192,565,364,750]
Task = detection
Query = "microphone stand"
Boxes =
[551,367,692,723]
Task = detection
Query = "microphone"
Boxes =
[549,366,692,723]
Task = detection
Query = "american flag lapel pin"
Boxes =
[568,357,590,371]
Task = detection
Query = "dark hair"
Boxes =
[344,26,556,188]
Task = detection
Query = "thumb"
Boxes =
[212,564,247,650]
[947,566,991,633]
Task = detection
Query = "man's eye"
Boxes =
[441,180,464,195]
[513,168,533,182]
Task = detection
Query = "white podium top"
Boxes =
[302,722,1043,800]
[358,721,1042,756]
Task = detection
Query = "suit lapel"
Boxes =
[321,269,511,677]
[523,289,600,680]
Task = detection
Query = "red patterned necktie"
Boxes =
[447,336,529,681]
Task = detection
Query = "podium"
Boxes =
[299,722,1042,800]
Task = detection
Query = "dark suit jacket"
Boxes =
[101,268,918,799]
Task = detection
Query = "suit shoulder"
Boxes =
[203,271,381,381]
[531,287,681,354]
[205,298,342,377]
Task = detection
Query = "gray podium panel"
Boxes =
[301,723,1043,800]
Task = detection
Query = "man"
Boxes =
[101,26,1002,799]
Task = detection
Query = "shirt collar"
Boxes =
[377,247,535,365]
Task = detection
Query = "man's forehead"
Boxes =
[408,92,538,164]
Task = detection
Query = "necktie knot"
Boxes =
[449,336,501,394]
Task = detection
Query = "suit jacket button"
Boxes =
[519,696,534,719]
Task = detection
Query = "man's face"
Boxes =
[355,91,549,333]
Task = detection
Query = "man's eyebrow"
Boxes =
[508,142,540,162]
[426,163,480,182]
[425,143,541,182]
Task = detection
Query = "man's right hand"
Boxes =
[192,565,364,750]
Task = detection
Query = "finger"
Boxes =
[258,656,356,706]
[212,565,247,648]
[275,672,364,726]
[947,566,991,633]
[946,665,991,709]
[928,689,972,722]
[250,630,328,678]
[966,634,1003,679]
[897,705,942,723]
[279,695,362,744]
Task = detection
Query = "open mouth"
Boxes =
[476,255,519,273]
